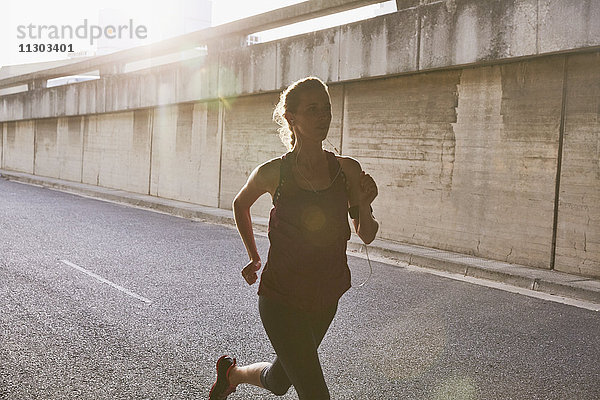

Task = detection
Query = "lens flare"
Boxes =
[363,311,448,381]
[430,376,478,400]
[301,204,327,232]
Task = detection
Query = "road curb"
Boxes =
[347,242,600,304]
[3,169,599,305]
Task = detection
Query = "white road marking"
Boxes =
[60,260,152,304]
[347,250,600,312]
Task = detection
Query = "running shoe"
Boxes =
[208,355,237,400]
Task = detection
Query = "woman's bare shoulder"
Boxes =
[336,155,362,177]
[252,156,283,194]
[256,156,283,175]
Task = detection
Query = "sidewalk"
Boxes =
[2,169,599,306]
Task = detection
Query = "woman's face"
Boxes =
[288,87,332,143]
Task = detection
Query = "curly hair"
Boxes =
[273,77,329,151]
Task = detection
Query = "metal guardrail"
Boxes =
[0,0,384,90]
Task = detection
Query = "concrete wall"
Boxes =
[220,93,283,215]
[0,123,3,168]
[2,52,597,277]
[555,52,600,276]
[2,121,34,173]
[81,110,151,194]
[341,58,563,269]
[150,101,221,207]
[34,117,83,182]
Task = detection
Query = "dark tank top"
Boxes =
[258,150,352,312]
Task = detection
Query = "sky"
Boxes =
[0,0,394,69]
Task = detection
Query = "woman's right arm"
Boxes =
[232,159,279,285]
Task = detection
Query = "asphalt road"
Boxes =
[1,177,599,400]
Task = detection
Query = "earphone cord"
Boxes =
[294,139,316,191]
[353,243,373,288]
[323,138,373,289]
[295,138,342,193]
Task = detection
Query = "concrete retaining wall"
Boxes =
[2,121,34,173]
[1,51,598,278]
[150,102,221,207]
[34,117,83,182]
[555,52,600,277]
[81,111,151,194]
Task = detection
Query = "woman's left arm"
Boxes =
[341,157,379,244]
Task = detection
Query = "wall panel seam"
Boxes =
[550,55,569,270]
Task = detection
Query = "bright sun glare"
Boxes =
[1,0,395,68]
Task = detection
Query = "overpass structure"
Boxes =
[1,0,598,279]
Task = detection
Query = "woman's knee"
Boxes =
[296,387,330,400]
[261,362,291,396]
[271,382,291,396]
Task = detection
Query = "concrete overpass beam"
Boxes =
[27,79,47,91]
[396,0,419,10]
[100,64,125,77]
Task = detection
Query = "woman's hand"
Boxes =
[241,259,261,285]
[359,171,378,206]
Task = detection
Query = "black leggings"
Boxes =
[258,295,338,400]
